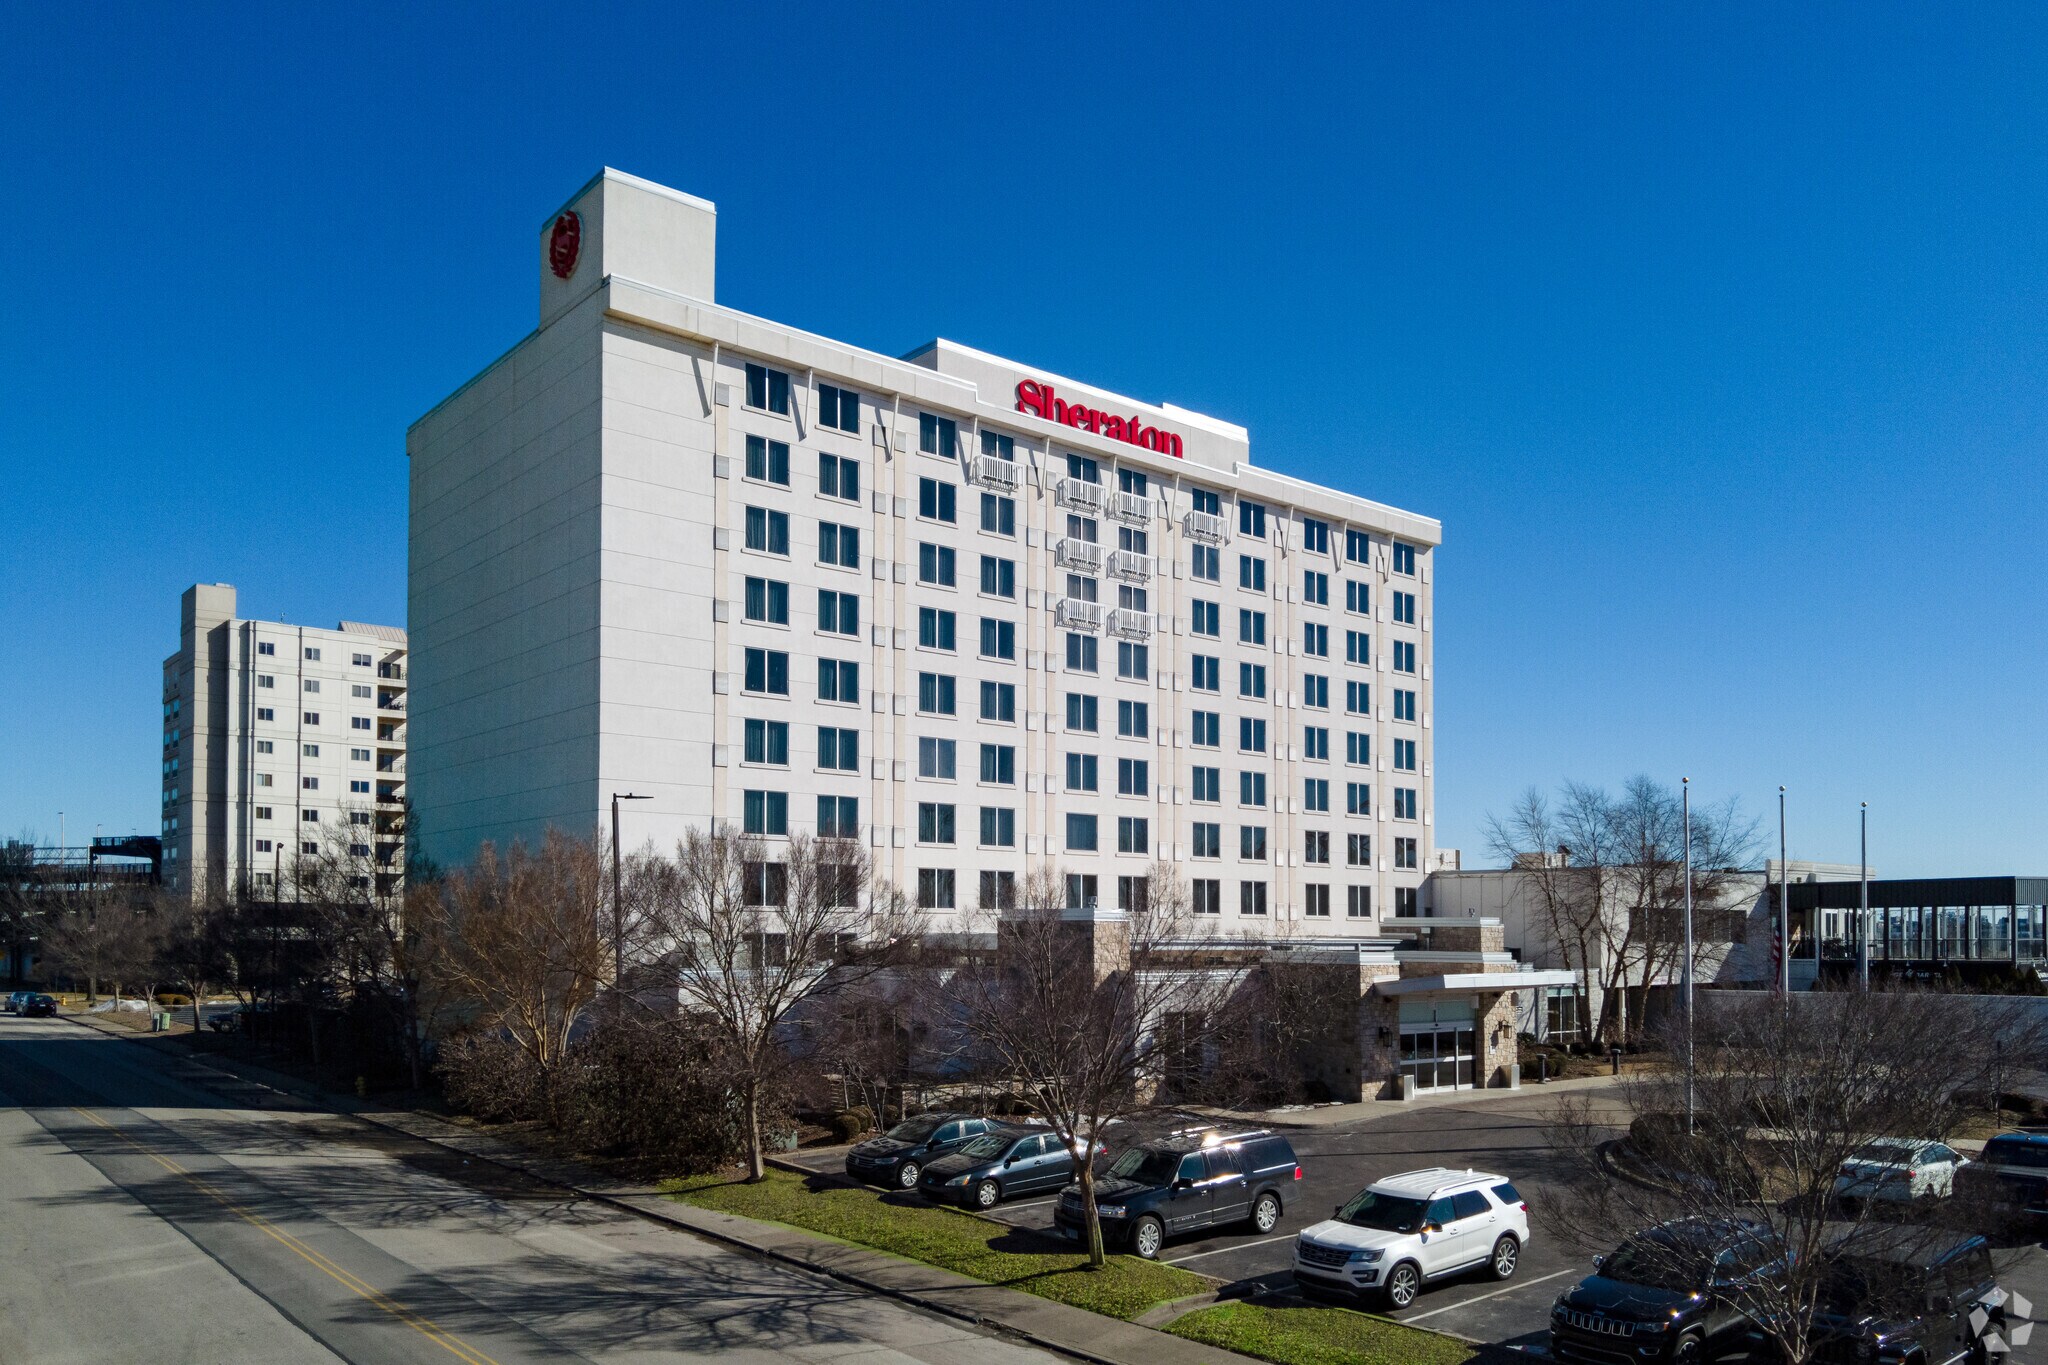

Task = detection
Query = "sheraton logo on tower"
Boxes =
[1015,379,1184,458]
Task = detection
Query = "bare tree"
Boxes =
[1547,988,2042,1365]
[641,827,916,1180]
[37,886,165,1003]
[944,864,1250,1269]
[1485,785,1612,1044]
[417,831,609,1126]
[159,892,235,1031]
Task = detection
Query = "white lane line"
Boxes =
[1403,1268,1575,1322]
[1165,1232,1299,1264]
[993,1197,1060,1212]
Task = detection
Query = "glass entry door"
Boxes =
[1400,1025,1477,1092]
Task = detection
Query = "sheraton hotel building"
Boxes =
[408,169,1445,938]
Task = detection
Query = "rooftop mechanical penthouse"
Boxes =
[408,168,1442,935]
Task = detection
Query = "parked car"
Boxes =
[844,1113,1001,1190]
[4,990,34,1015]
[1292,1168,1530,1309]
[1052,1127,1301,1260]
[1832,1138,1968,1207]
[919,1126,1099,1209]
[1550,1217,1785,1365]
[1808,1231,2002,1364]
[20,994,58,1018]
[1957,1130,2048,1227]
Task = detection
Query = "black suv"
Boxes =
[1052,1128,1301,1260]
[919,1126,1092,1209]
[1809,1232,2003,1365]
[1551,1218,1784,1364]
[845,1113,1000,1190]
[1958,1130,2048,1228]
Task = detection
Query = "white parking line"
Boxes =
[1403,1268,1575,1322]
[1165,1232,1299,1264]
[994,1196,1060,1212]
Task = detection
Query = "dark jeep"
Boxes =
[1052,1128,1301,1260]
[1551,1217,1785,1364]
[844,1113,1000,1190]
[1957,1131,2048,1229]
[1810,1232,2004,1365]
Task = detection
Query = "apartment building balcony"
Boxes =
[970,453,1020,492]
[1105,549,1152,582]
[1055,598,1103,632]
[1108,489,1151,525]
[1106,607,1153,641]
[1055,476,1105,513]
[377,723,405,745]
[377,662,404,680]
[375,785,404,807]
[1054,538,1104,574]
[1183,510,1229,544]
[378,693,405,712]
[376,755,406,775]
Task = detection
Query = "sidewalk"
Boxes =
[61,1012,1268,1365]
[1246,1069,1628,1129]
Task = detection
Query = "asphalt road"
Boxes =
[0,1014,1063,1365]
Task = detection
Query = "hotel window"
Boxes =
[1347,834,1372,867]
[818,727,859,772]
[1240,880,1269,916]
[1303,674,1329,709]
[1303,622,1328,657]
[1345,529,1371,564]
[256,773,273,788]
[817,658,858,702]
[1118,468,1148,497]
[1191,544,1220,582]
[255,839,273,854]
[1067,513,1099,544]
[745,506,789,555]
[1066,632,1098,673]
[980,492,1016,536]
[301,778,319,793]
[917,672,957,716]
[1066,453,1100,483]
[1393,640,1417,674]
[1116,874,1149,912]
[744,718,789,765]
[1117,817,1149,855]
[302,841,319,854]
[1239,609,1266,645]
[1238,556,1266,592]
[352,653,371,667]
[919,412,957,458]
[1346,681,1371,716]
[304,679,321,693]
[1193,877,1222,914]
[745,434,790,486]
[304,647,322,661]
[1346,630,1371,664]
[1393,738,1417,771]
[1192,822,1221,858]
[350,748,369,761]
[919,607,957,651]
[745,648,790,696]
[917,868,956,909]
[818,452,860,501]
[1238,771,1267,808]
[1393,542,1416,575]
[1348,885,1372,918]
[1347,782,1372,816]
[817,382,860,433]
[350,780,371,794]
[818,589,859,636]
[980,556,1017,598]
[1238,500,1267,538]
[1304,570,1329,606]
[255,740,273,755]
[1065,753,1098,792]
[1238,663,1267,700]
[980,806,1017,848]
[818,522,859,568]
[917,802,956,845]
[1191,711,1220,748]
[918,477,957,523]
[744,790,789,836]
[351,684,372,699]
[1117,758,1149,797]
[1238,717,1267,754]
[1304,726,1330,760]
[1118,524,1148,556]
[919,736,956,779]
[302,809,319,822]
[257,641,275,656]
[1240,825,1268,860]
[1116,641,1149,681]
[1065,814,1098,853]
[982,429,1015,460]
[1392,590,1417,625]
[980,743,1016,785]
[1395,689,1418,721]
[970,618,1011,663]
[918,542,956,586]
[1394,787,1418,820]
[1347,732,1371,765]
[258,674,274,689]
[1065,693,1099,733]
[1395,837,1419,870]
[745,363,791,414]
[1395,887,1419,915]
[1190,654,1220,691]
[1192,766,1221,803]
[1191,487,1220,516]
[745,577,789,624]
[1346,581,1371,614]
[1304,778,1330,813]
[1066,873,1099,912]
[1304,829,1330,864]
[1305,883,1331,917]
[1301,517,1329,554]
[1117,699,1148,739]
[302,743,320,758]
[742,860,787,907]
[303,712,320,725]
[352,716,372,731]
[979,869,1017,910]
[1191,599,1220,637]
[979,680,1016,722]
[818,795,859,838]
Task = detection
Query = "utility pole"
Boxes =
[610,793,650,1013]
[1778,787,1790,995]
[1858,802,1870,992]
[1682,777,1695,1133]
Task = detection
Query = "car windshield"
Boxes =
[884,1117,944,1142]
[1850,1142,1916,1163]
[1600,1242,1706,1294]
[1108,1148,1184,1187]
[957,1134,1009,1160]
[1336,1190,1431,1233]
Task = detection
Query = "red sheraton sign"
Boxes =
[1015,380,1183,459]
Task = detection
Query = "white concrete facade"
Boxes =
[408,169,1441,937]
[161,583,407,899]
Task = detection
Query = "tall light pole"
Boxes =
[1682,777,1695,1132]
[1778,787,1790,995]
[610,793,651,1007]
[1858,802,1870,992]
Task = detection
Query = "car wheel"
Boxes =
[1489,1234,1520,1281]
[1383,1261,1421,1309]
[975,1180,1001,1210]
[896,1161,921,1190]
[1131,1216,1165,1260]
[1251,1193,1281,1233]
[1670,1332,1705,1364]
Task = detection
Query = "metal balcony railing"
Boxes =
[1106,549,1152,582]
[1054,538,1104,573]
[1055,598,1103,631]
[1108,489,1151,524]
[1055,476,1105,513]
[971,453,1020,491]
[1183,510,1228,544]
[1106,608,1153,641]
[378,695,406,712]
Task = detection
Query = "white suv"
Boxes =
[1292,1167,1530,1309]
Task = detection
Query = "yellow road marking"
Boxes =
[68,1106,502,1365]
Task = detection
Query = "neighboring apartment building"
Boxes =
[408,169,1442,938]
[161,583,407,900]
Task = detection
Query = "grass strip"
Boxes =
[1167,1301,1480,1365]
[666,1168,1206,1320]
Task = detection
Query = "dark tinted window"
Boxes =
[1450,1191,1489,1221]
[1178,1153,1206,1183]
[1205,1148,1244,1179]
[1985,1138,2048,1168]
[932,1123,961,1145]
[1424,1197,1457,1227]
[1245,1137,1296,1172]
[1490,1181,1523,1206]
[1945,1246,1996,1296]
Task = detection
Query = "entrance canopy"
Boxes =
[1372,969,1577,996]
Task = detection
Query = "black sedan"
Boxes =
[845,1113,1001,1190]
[919,1127,1097,1209]
[20,994,58,1018]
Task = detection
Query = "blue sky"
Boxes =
[4,4,2044,874]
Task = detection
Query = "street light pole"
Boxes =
[1858,802,1870,992]
[1778,787,1789,995]
[610,793,650,1010]
[1682,777,1695,1133]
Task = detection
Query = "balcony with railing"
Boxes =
[376,755,406,775]
[1106,608,1153,641]
[377,663,404,680]
[378,692,406,712]
[1054,538,1104,574]
[1055,598,1103,632]
[1108,489,1151,524]
[1183,510,1229,544]
[1106,549,1152,582]
[1055,476,1105,513]
[970,453,1020,491]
